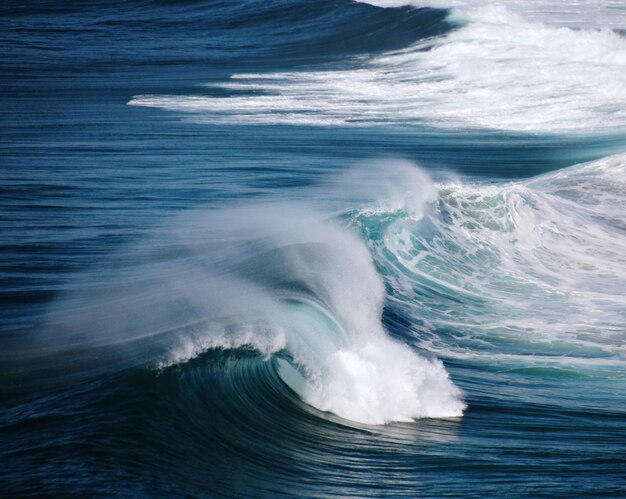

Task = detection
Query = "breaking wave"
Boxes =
[129,2,626,132]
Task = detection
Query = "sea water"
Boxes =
[1,0,625,496]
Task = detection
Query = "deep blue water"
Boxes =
[2,0,626,497]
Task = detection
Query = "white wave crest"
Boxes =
[129,4,626,132]
[357,0,626,29]
[42,165,465,425]
[370,153,626,368]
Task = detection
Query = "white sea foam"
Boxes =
[281,339,463,423]
[129,2,626,132]
[370,153,626,367]
[357,1,626,30]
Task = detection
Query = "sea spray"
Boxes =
[9,163,465,424]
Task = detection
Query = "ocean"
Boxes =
[1,0,625,496]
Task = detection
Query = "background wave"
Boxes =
[130,2,626,131]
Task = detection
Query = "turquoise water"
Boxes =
[1,1,625,496]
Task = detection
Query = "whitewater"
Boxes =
[130,1,626,131]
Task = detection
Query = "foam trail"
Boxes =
[129,2,626,132]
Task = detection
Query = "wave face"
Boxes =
[130,2,626,131]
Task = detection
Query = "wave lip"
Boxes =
[153,203,466,425]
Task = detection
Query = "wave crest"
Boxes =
[129,3,626,132]
[363,154,626,368]
[10,164,465,425]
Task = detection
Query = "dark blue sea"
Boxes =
[2,0,626,496]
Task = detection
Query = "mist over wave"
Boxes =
[6,162,467,425]
[6,153,625,424]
